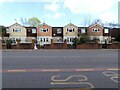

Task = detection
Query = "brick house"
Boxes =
[52,27,63,43]
[26,27,37,43]
[88,23,112,43]
[7,23,27,43]
[63,23,78,44]
[37,23,52,46]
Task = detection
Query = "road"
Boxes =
[2,49,119,89]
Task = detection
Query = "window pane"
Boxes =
[104,29,109,33]
[81,29,85,33]
[57,29,61,34]
[32,29,36,33]
[15,28,21,32]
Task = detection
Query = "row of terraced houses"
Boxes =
[2,22,120,46]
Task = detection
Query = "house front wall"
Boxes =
[63,23,78,37]
[37,24,52,36]
[37,23,52,46]
[8,23,27,43]
[9,23,26,37]
[88,24,103,36]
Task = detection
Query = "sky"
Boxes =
[0,0,119,27]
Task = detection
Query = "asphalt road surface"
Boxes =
[2,49,119,89]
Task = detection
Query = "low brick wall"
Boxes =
[76,42,103,49]
[108,43,120,49]
[44,43,68,49]
[1,41,120,49]
[2,43,33,49]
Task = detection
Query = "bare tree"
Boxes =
[83,14,92,27]
[20,17,28,26]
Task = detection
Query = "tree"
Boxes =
[28,17,41,27]
[78,35,89,44]
[72,37,78,49]
[83,14,92,27]
[0,25,6,37]
[6,39,13,49]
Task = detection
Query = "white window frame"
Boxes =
[67,28,74,32]
[32,29,36,33]
[81,28,86,33]
[104,29,109,33]
[40,28,49,32]
[57,28,62,34]
[14,28,21,32]
[6,28,10,33]
[92,28,100,32]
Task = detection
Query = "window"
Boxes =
[6,28,10,33]
[104,29,109,33]
[57,28,62,34]
[40,38,43,42]
[92,28,100,32]
[67,38,69,42]
[46,38,48,42]
[44,38,45,42]
[81,29,86,33]
[40,28,49,32]
[67,28,74,32]
[70,38,74,42]
[14,28,21,32]
[32,29,36,33]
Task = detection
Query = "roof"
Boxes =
[88,23,104,29]
[64,23,78,28]
[37,23,52,28]
[8,23,26,28]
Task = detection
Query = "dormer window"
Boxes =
[92,28,100,32]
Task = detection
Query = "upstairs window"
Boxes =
[104,29,109,33]
[81,28,86,33]
[32,29,36,33]
[14,28,21,32]
[57,28,62,34]
[92,28,100,32]
[67,28,74,32]
[40,28,49,32]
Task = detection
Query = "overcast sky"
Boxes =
[0,0,119,27]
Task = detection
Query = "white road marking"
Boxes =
[107,68,119,71]
[7,70,26,72]
[110,76,120,83]
[51,75,87,82]
[41,69,60,72]
[51,82,94,88]
[76,69,94,72]
[103,71,118,77]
